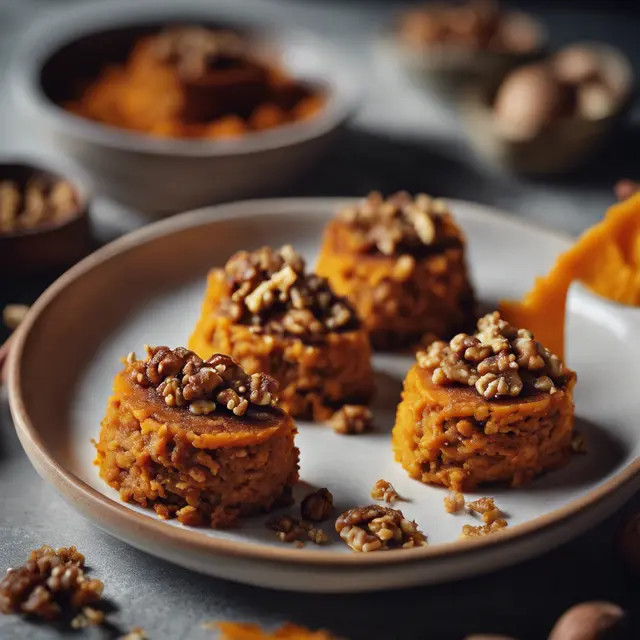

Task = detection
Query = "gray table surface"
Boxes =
[1,1,639,638]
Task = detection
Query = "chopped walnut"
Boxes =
[370,479,403,504]
[0,546,104,623]
[418,311,571,399]
[460,519,508,539]
[466,497,502,524]
[337,191,462,256]
[444,492,466,513]
[120,628,148,640]
[335,505,426,552]
[128,347,278,417]
[221,246,359,341]
[571,433,587,454]
[328,405,373,435]
[71,607,106,629]
[0,177,79,235]
[267,516,328,546]
[300,488,334,522]
[2,304,29,330]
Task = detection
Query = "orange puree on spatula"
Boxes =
[500,192,640,358]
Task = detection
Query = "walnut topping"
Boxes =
[571,433,587,454]
[370,479,403,504]
[328,405,373,435]
[337,191,463,256]
[335,505,426,552]
[128,346,277,417]
[151,26,250,82]
[418,311,571,399]
[267,516,329,546]
[300,488,334,522]
[444,492,466,513]
[221,245,359,340]
[0,178,79,234]
[0,546,104,622]
[460,519,508,539]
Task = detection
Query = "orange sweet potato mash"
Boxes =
[393,363,576,491]
[217,622,339,640]
[65,27,324,139]
[96,366,298,528]
[501,193,640,357]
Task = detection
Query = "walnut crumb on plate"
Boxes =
[460,519,508,539]
[444,492,465,513]
[371,479,404,504]
[300,488,334,522]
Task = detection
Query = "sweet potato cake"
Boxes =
[189,245,374,420]
[393,312,576,491]
[316,191,475,350]
[95,347,299,528]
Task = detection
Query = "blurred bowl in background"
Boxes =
[0,155,94,276]
[459,42,634,175]
[381,1,546,101]
[9,1,359,216]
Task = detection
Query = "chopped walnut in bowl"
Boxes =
[220,245,360,342]
[336,191,463,256]
[335,505,426,552]
[128,346,278,417]
[418,311,572,399]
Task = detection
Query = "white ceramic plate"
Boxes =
[9,198,640,592]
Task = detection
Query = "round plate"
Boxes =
[9,198,640,592]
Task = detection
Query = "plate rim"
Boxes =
[9,196,640,569]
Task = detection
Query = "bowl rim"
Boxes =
[9,0,360,158]
[0,152,92,240]
[8,195,640,568]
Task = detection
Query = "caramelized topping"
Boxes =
[220,245,359,340]
[128,346,278,416]
[337,191,463,256]
[418,311,570,399]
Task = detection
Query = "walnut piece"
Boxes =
[335,505,426,552]
[300,488,334,522]
[337,191,463,256]
[129,346,278,417]
[221,245,359,341]
[444,492,466,513]
[418,311,570,399]
[466,497,502,524]
[459,519,508,539]
[572,433,587,454]
[0,177,79,235]
[0,546,104,623]
[266,515,328,546]
[370,479,403,504]
[328,405,373,435]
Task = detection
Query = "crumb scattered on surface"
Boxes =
[217,621,342,639]
[335,505,426,552]
[2,304,29,331]
[300,488,334,522]
[460,519,508,539]
[0,545,104,623]
[444,492,466,513]
[267,516,329,546]
[370,479,403,504]
[466,497,503,524]
[328,405,373,435]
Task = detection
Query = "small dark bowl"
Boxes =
[0,157,94,276]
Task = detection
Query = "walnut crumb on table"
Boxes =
[371,479,403,504]
[328,405,373,434]
[0,545,104,624]
[335,505,426,552]
[119,628,148,640]
[467,497,503,524]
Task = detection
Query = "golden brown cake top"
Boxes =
[417,311,573,400]
[335,191,463,256]
[220,245,360,339]
[127,346,278,417]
